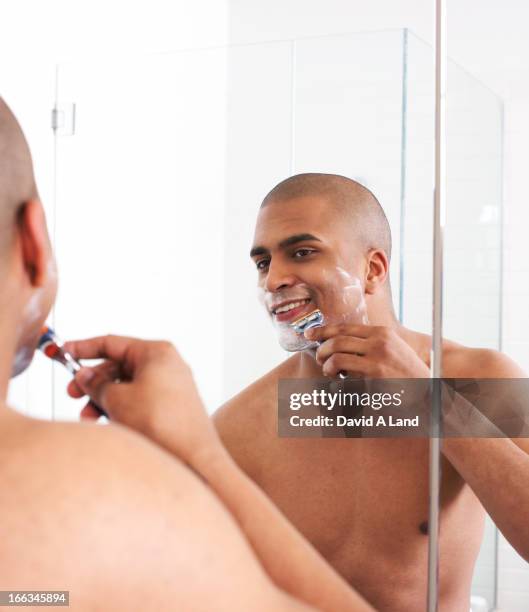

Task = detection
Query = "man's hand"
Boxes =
[305,324,430,378]
[64,335,221,469]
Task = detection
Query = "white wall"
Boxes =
[0,0,228,63]
[50,51,228,416]
[3,0,229,416]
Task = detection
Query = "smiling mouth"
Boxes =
[272,298,312,323]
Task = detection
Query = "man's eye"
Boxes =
[293,248,315,258]
[256,259,270,271]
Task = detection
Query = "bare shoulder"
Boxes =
[213,356,297,476]
[0,413,208,577]
[0,411,288,611]
[443,341,527,378]
[214,355,297,430]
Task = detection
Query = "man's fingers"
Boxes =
[305,324,372,342]
[67,361,121,399]
[80,402,102,421]
[315,336,368,364]
[74,367,122,412]
[322,353,372,378]
[67,379,84,399]
[64,335,137,363]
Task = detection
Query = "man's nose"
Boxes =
[264,260,297,293]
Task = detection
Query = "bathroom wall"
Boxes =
[3,0,230,416]
[495,98,529,611]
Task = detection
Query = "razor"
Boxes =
[38,326,108,418]
[291,309,347,379]
[291,309,325,335]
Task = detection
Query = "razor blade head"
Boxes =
[291,309,325,335]
[37,325,81,375]
[38,326,57,350]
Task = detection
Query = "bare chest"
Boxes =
[251,435,474,584]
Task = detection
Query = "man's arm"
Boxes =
[442,350,529,562]
[67,336,373,612]
[302,324,529,562]
[191,440,372,612]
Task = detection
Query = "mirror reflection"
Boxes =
[2,2,528,611]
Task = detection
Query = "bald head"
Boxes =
[0,97,38,256]
[261,173,392,261]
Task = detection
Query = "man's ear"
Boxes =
[364,249,389,295]
[17,199,52,287]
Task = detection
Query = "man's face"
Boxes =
[12,256,58,377]
[251,196,368,351]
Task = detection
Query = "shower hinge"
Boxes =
[51,103,76,136]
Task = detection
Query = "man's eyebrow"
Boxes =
[250,234,322,258]
[250,245,269,258]
[278,233,322,248]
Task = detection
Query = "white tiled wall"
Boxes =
[403,32,503,354]
[497,534,529,612]
[495,99,529,612]
[502,100,529,373]
[472,516,497,608]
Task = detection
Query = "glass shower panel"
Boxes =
[401,31,435,332]
[402,32,502,345]
[404,30,503,611]
[294,30,407,309]
[444,64,503,349]
[445,46,503,612]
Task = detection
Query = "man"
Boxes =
[0,98,372,611]
[213,173,529,611]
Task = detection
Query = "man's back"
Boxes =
[214,337,498,612]
[0,407,308,611]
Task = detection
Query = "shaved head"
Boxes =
[0,98,57,377]
[261,173,391,261]
[0,97,38,257]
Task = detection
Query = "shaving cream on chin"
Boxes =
[275,322,320,352]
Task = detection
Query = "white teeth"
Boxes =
[274,299,309,314]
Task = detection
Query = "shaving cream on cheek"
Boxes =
[320,267,369,326]
[257,285,320,352]
[11,259,57,377]
[10,292,45,376]
[277,270,367,354]
[11,345,34,377]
